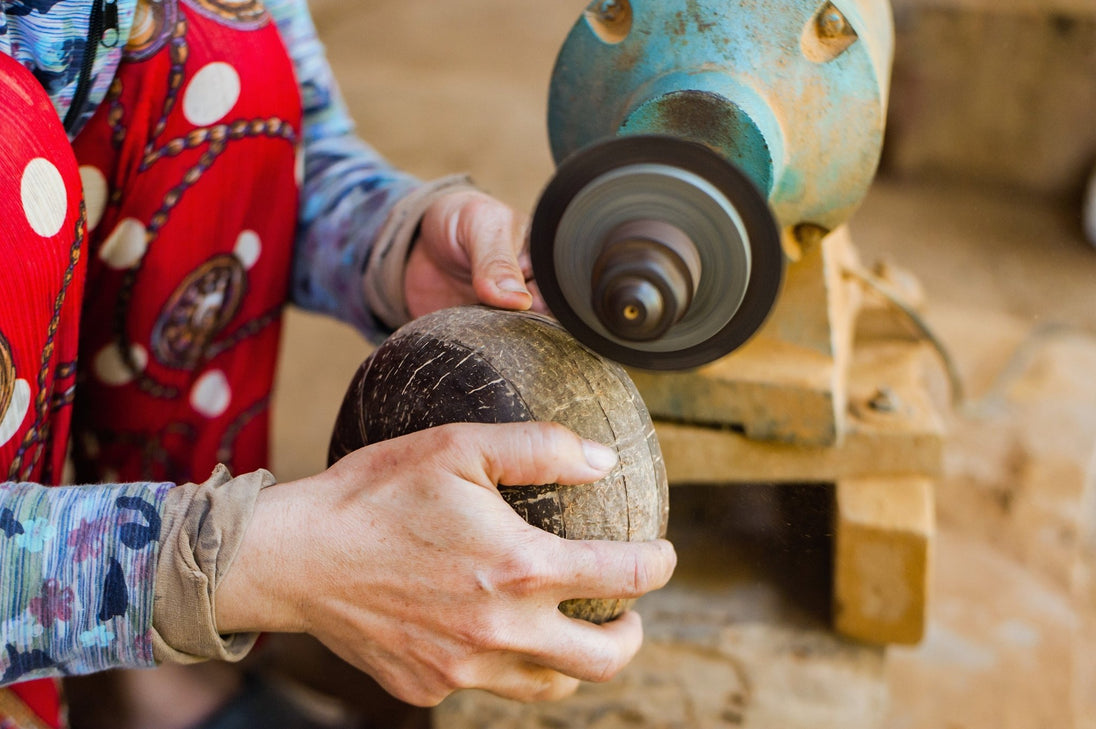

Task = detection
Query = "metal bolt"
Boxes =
[816,2,849,39]
[597,0,623,22]
[868,386,901,414]
[793,222,829,253]
[585,0,632,44]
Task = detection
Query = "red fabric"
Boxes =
[7,682,61,729]
[0,51,86,729]
[1,0,301,724]
[0,53,87,486]
[70,0,302,484]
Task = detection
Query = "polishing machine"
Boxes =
[530,0,894,370]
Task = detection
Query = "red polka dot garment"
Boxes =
[1,0,427,723]
[0,56,87,490]
[70,0,302,484]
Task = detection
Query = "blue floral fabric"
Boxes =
[0,480,173,685]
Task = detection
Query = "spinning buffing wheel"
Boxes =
[530,135,783,371]
[329,306,669,624]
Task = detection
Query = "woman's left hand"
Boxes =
[403,190,546,319]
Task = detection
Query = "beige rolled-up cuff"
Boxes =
[152,464,276,664]
[364,173,477,331]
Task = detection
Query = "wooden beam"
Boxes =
[833,476,934,645]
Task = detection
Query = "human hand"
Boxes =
[215,422,676,706]
[404,190,546,319]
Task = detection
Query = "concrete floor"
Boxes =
[268,2,1096,727]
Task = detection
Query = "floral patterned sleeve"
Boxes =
[265,0,424,340]
[0,480,173,685]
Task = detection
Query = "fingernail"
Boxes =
[582,440,617,471]
[498,277,529,295]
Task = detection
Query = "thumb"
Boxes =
[451,194,533,310]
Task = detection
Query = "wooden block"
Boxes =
[653,340,946,484]
[631,339,841,446]
[655,416,942,484]
[630,228,863,447]
[834,476,934,645]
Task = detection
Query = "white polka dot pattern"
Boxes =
[80,165,110,233]
[190,370,232,417]
[99,218,149,269]
[94,343,149,386]
[21,158,68,237]
[183,62,242,127]
[0,380,31,447]
[234,230,261,269]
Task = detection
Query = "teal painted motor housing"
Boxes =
[531,0,893,369]
[548,0,893,237]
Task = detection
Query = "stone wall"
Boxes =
[883,0,1096,198]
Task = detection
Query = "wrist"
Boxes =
[364,174,476,330]
[153,466,286,663]
[213,478,313,635]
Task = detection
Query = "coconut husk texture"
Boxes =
[329,306,669,624]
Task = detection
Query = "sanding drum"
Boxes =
[329,306,669,624]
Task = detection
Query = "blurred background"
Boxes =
[268,1,1096,727]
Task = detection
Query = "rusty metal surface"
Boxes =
[547,0,893,235]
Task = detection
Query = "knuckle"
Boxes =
[630,551,651,595]
[412,686,449,708]
[431,422,466,451]
[390,674,450,708]
[436,657,478,693]
[542,420,573,440]
[540,675,581,702]
[535,421,574,455]
[524,673,579,703]
[480,249,520,276]
[461,192,494,217]
[500,424,556,482]
[513,427,542,466]
[459,197,503,237]
[590,647,625,684]
[500,551,551,598]
[457,616,512,653]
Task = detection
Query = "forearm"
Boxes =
[263,0,410,337]
[289,133,421,339]
[210,476,313,636]
[0,479,172,685]
[266,0,482,338]
[0,464,295,687]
